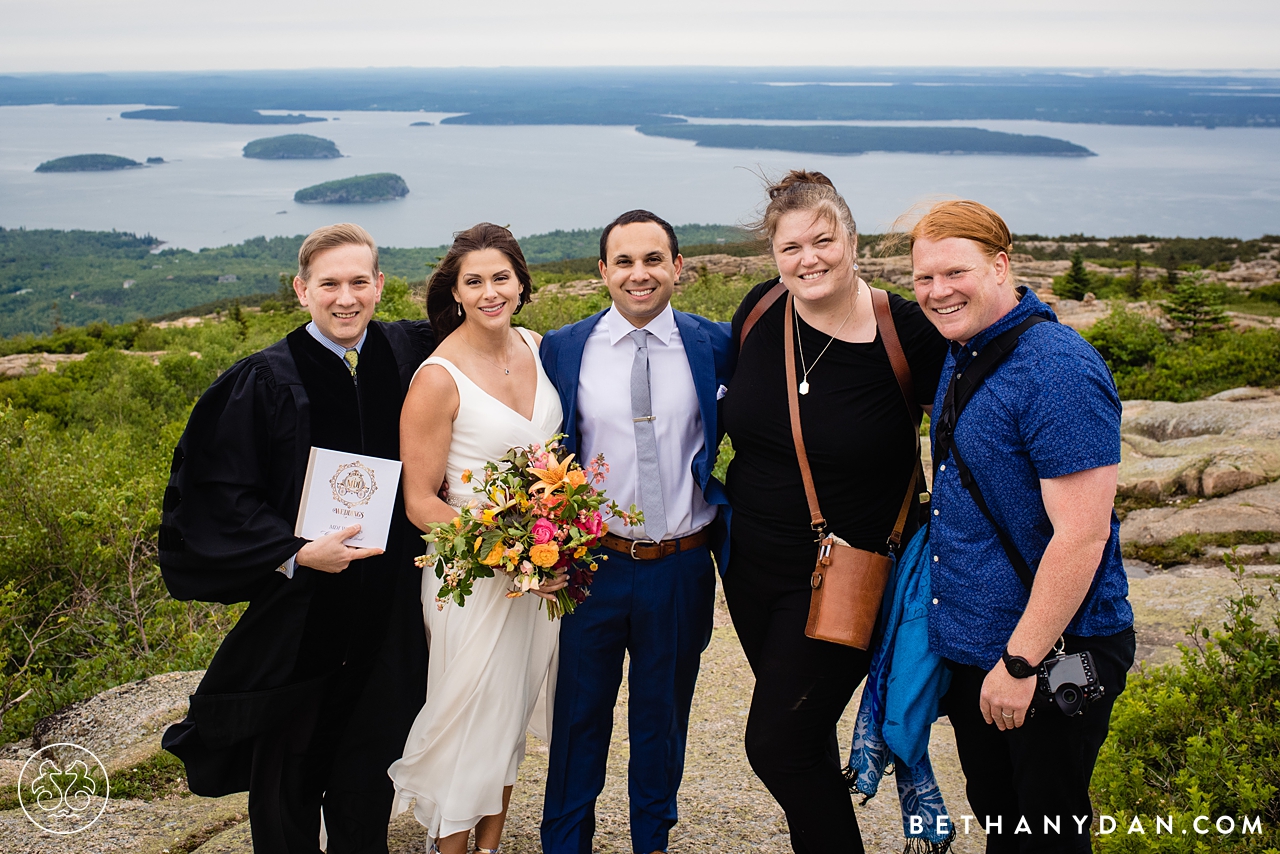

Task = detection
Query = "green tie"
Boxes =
[343,348,359,377]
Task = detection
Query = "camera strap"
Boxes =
[933,314,1049,593]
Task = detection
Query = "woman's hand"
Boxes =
[530,570,569,602]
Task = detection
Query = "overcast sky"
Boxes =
[2,0,1277,74]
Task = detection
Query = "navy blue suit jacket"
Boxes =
[539,309,735,569]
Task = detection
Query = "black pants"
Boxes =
[247,639,423,854]
[724,549,871,854]
[944,628,1136,854]
[247,679,329,854]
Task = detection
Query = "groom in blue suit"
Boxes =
[539,211,733,854]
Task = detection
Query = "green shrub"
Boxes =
[1083,304,1169,371]
[1251,283,1280,305]
[1091,557,1279,852]
[1113,328,1280,401]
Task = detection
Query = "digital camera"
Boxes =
[1037,649,1104,716]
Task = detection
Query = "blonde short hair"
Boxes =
[297,223,380,281]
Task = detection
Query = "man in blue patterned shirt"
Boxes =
[906,201,1135,853]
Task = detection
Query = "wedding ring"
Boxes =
[1001,712,1015,718]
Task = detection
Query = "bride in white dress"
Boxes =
[393,223,565,854]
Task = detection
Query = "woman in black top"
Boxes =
[721,171,947,854]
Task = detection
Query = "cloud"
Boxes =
[1,0,1277,72]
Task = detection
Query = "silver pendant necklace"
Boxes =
[467,333,514,375]
[795,281,859,395]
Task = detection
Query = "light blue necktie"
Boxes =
[629,329,668,542]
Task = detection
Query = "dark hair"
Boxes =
[426,223,533,339]
[751,169,857,250]
[598,210,679,264]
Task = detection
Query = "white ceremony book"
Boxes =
[294,447,403,551]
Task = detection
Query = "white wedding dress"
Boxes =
[389,327,564,840]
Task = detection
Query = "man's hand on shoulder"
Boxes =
[295,524,384,574]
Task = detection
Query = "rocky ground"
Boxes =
[3,570,1273,853]
[3,389,1280,852]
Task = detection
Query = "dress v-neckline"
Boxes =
[433,329,540,424]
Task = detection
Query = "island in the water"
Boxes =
[635,124,1096,157]
[410,121,433,127]
[243,134,342,159]
[294,173,409,204]
[35,154,143,172]
[146,156,165,164]
[120,107,325,125]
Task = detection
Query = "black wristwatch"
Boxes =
[1001,648,1039,679]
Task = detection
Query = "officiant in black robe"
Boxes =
[160,224,434,853]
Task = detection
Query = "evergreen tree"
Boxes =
[1162,272,1227,337]
[1058,249,1092,299]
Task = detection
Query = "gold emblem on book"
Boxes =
[330,461,378,508]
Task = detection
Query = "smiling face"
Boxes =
[772,209,857,304]
[599,221,682,328]
[293,242,384,348]
[912,236,1018,345]
[454,247,523,330]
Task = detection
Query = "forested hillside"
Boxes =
[0,223,751,337]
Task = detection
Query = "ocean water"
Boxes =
[1,104,1278,250]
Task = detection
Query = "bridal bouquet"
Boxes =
[418,436,641,619]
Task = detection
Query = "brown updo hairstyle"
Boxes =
[884,200,1014,272]
[426,223,534,339]
[751,169,858,251]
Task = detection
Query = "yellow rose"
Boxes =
[529,543,561,568]
[479,541,505,566]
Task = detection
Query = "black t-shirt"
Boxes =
[723,279,947,568]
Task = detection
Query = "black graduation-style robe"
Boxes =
[160,320,434,797]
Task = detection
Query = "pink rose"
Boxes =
[575,510,604,538]
[532,518,558,545]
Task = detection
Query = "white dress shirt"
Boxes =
[577,304,715,541]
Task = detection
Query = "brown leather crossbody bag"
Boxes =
[740,280,925,649]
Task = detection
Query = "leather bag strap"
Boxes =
[738,280,787,351]
[870,287,920,426]
[783,292,827,533]
[870,286,924,546]
[783,289,921,546]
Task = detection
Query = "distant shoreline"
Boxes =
[634,123,1096,157]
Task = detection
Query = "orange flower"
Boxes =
[479,541,505,566]
[461,469,473,484]
[528,452,576,496]
[529,542,561,567]
[566,469,587,488]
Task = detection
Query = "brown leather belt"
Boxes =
[599,529,710,561]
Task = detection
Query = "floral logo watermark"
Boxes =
[18,742,109,834]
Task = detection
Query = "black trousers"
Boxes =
[247,618,426,854]
[944,628,1136,854]
[723,549,871,854]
